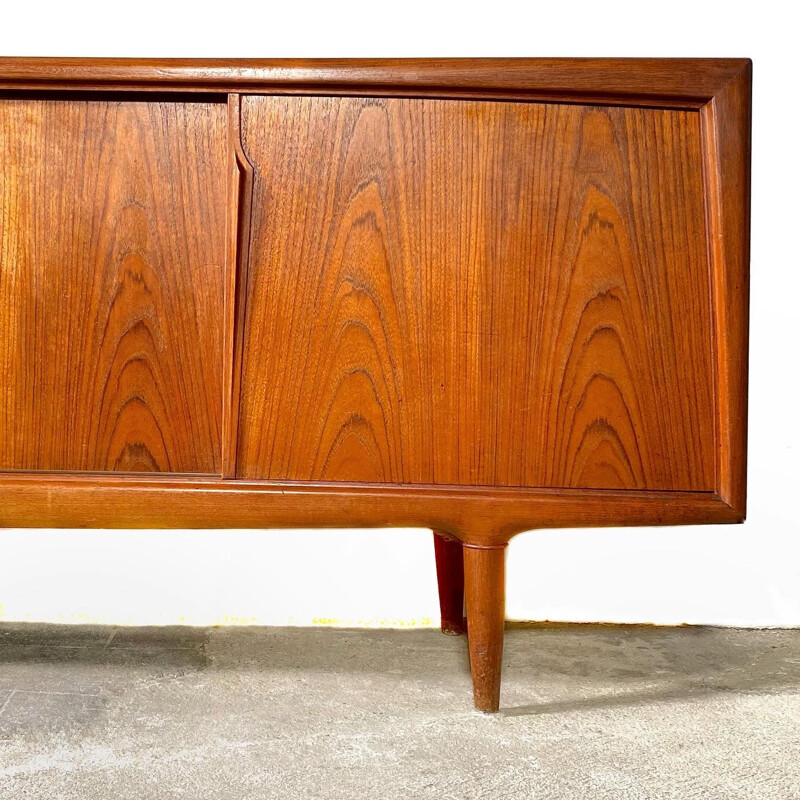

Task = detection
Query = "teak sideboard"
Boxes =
[0,58,751,711]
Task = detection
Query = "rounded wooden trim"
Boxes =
[0,58,751,107]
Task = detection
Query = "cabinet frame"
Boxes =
[0,58,751,540]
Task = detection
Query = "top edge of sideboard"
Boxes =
[0,57,751,106]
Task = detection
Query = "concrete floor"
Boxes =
[0,624,798,799]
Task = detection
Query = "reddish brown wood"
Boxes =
[700,63,752,518]
[0,58,752,712]
[0,96,227,473]
[464,544,507,712]
[221,94,255,478]
[0,58,748,107]
[433,531,466,635]
[0,475,739,543]
[236,95,715,492]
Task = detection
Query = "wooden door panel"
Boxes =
[237,95,715,491]
[0,98,227,473]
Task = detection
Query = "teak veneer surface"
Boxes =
[0,59,751,711]
[237,96,715,490]
[0,58,747,106]
[0,97,227,473]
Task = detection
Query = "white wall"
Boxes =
[1,1,797,628]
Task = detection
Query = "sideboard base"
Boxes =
[1,475,743,711]
[0,476,742,545]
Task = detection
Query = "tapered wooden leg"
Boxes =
[432,531,466,635]
[463,544,507,713]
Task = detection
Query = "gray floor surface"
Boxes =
[0,623,798,799]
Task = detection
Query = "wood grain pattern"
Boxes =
[0,58,749,108]
[0,474,740,543]
[0,97,227,473]
[0,59,752,715]
[701,63,752,517]
[464,544,506,712]
[237,96,715,491]
[221,94,255,478]
[433,531,466,635]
